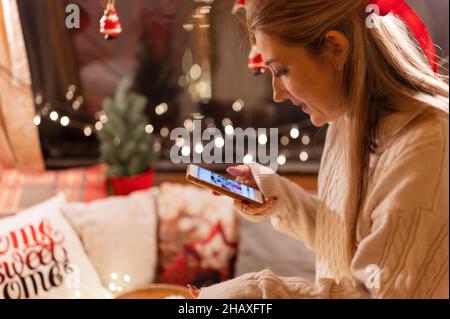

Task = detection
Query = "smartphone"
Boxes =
[186,164,265,207]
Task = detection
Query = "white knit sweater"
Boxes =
[199,106,449,299]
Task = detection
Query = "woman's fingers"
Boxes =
[186,284,200,298]
[235,196,278,215]
[226,165,250,178]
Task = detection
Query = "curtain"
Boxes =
[0,0,44,171]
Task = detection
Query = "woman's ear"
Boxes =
[322,30,349,71]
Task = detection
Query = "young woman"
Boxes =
[198,0,449,298]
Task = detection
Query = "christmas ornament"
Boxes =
[231,0,246,14]
[248,45,268,76]
[99,0,122,40]
[368,0,439,73]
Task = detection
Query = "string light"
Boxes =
[155,103,169,116]
[290,127,300,139]
[35,95,43,105]
[153,141,162,152]
[160,127,169,137]
[145,124,154,134]
[49,111,59,122]
[182,24,194,31]
[111,273,118,280]
[258,134,268,145]
[195,143,204,153]
[176,137,185,147]
[184,119,194,132]
[222,118,232,127]
[232,99,244,112]
[95,121,103,131]
[280,136,289,146]
[243,154,253,164]
[99,113,108,124]
[189,64,202,80]
[224,125,234,135]
[299,151,309,162]
[199,6,212,14]
[68,84,76,93]
[33,115,41,126]
[60,116,70,127]
[301,134,311,145]
[123,275,131,283]
[84,126,93,137]
[277,154,287,166]
[108,283,116,291]
[66,90,74,101]
[215,137,225,148]
[181,145,191,156]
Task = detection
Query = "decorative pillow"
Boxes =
[0,193,110,299]
[0,165,107,219]
[156,183,238,288]
[61,188,158,295]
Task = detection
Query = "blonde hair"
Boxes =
[244,0,449,263]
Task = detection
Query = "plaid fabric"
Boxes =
[0,165,107,218]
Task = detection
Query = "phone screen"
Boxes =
[196,166,257,201]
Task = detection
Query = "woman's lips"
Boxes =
[301,103,309,113]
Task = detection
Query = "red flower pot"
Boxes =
[110,169,154,196]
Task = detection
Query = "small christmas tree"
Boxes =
[97,78,158,177]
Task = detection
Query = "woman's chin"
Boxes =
[309,114,327,127]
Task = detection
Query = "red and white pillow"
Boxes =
[0,194,110,299]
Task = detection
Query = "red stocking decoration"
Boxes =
[99,0,122,40]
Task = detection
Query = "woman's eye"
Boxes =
[274,68,289,78]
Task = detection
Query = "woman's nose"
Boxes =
[272,78,289,103]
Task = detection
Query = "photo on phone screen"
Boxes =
[197,166,256,199]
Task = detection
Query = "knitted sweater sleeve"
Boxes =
[237,162,318,251]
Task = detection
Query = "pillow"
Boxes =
[156,183,238,288]
[61,188,158,294]
[0,165,107,218]
[0,193,110,299]
[234,215,316,282]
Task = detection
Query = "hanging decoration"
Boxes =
[231,0,267,76]
[248,45,268,76]
[231,0,246,14]
[99,0,122,40]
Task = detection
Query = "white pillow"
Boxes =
[0,193,111,299]
[61,188,158,294]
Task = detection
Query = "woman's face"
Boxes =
[255,32,346,127]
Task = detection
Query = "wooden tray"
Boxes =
[115,283,194,299]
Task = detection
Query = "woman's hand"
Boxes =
[214,165,278,216]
